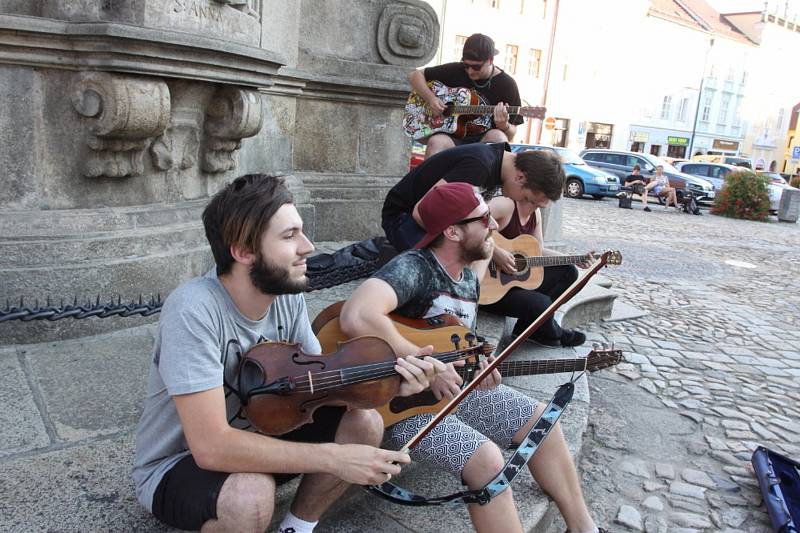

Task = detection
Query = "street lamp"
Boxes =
[687,37,714,159]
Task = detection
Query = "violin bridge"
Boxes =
[308,370,314,395]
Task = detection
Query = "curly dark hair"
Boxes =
[202,174,294,275]
[514,150,566,201]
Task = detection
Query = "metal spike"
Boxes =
[46,296,52,307]
[95,294,101,306]
[73,295,78,306]
[19,296,24,307]
[138,294,143,305]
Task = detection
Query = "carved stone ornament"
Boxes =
[202,86,263,173]
[377,2,439,67]
[71,72,171,178]
[211,0,262,19]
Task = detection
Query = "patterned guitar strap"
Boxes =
[368,379,575,506]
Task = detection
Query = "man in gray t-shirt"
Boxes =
[132,174,441,533]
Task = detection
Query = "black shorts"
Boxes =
[151,406,346,531]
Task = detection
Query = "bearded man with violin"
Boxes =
[132,174,443,533]
[340,183,604,533]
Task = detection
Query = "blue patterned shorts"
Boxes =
[386,385,538,477]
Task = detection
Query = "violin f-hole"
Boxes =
[291,352,326,368]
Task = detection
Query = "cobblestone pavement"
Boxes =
[556,198,800,532]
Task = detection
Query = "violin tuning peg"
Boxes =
[465,332,476,347]
[450,334,461,350]
[592,342,601,350]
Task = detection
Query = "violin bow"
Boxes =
[400,251,615,452]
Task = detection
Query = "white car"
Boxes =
[675,162,798,212]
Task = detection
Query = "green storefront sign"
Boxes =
[668,136,689,146]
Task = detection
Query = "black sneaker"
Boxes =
[560,329,586,347]
[643,206,651,212]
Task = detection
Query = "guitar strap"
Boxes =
[367,380,574,507]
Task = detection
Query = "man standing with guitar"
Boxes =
[409,33,524,158]
[132,174,441,532]
[341,183,604,533]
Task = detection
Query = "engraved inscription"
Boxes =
[172,0,224,23]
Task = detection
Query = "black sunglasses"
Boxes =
[456,212,491,227]
[461,61,487,71]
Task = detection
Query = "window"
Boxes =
[650,145,661,156]
[504,45,518,74]
[733,98,742,125]
[718,93,731,125]
[630,142,644,152]
[726,67,735,81]
[741,71,747,85]
[777,108,785,130]
[605,154,624,165]
[582,152,599,161]
[701,92,713,122]
[660,96,672,120]
[682,164,705,176]
[677,98,689,122]
[454,35,467,60]
[527,48,542,77]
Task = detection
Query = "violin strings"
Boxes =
[283,348,484,393]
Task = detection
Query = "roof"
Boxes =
[648,0,755,44]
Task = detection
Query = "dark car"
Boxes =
[579,149,715,202]
[511,144,620,199]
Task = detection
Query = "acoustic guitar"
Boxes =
[402,81,546,141]
[312,301,623,427]
[479,233,623,305]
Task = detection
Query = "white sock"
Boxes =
[278,511,318,533]
[576,528,600,533]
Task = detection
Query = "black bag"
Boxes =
[618,191,633,209]
[681,193,702,215]
[305,236,398,291]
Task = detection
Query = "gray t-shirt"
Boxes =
[373,249,479,329]
[132,270,320,512]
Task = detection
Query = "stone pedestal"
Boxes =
[0,0,439,343]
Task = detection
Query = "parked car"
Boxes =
[660,156,690,167]
[579,149,715,202]
[758,171,800,212]
[692,154,753,169]
[676,162,797,212]
[511,144,620,199]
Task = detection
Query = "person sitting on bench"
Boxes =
[643,165,678,211]
[622,165,651,211]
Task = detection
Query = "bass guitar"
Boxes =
[312,301,622,427]
[479,233,622,305]
[403,81,546,141]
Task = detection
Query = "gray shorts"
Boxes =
[386,385,538,478]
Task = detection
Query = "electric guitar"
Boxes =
[311,301,623,427]
[480,234,623,305]
[403,81,546,141]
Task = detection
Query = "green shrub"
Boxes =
[711,170,771,221]
[791,175,800,188]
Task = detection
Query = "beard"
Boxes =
[249,251,307,295]
[460,231,492,263]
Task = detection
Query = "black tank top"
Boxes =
[499,202,536,239]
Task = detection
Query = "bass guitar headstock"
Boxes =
[585,345,624,372]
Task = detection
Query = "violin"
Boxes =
[237,334,490,436]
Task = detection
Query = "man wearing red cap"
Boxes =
[341,183,603,533]
[410,33,523,158]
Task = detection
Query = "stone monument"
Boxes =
[0,0,439,343]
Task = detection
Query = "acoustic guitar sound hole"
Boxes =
[514,254,528,274]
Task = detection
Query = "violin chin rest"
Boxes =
[239,359,265,400]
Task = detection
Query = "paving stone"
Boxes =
[722,508,749,528]
[638,379,657,394]
[648,355,680,368]
[721,419,749,430]
[625,352,650,365]
[643,515,668,533]
[669,481,706,499]
[619,459,651,479]
[679,399,703,409]
[680,468,717,489]
[615,505,643,531]
[643,480,665,492]
[654,463,674,480]
[667,494,707,514]
[641,496,663,511]
[671,512,713,528]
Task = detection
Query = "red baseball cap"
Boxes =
[415,182,482,249]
